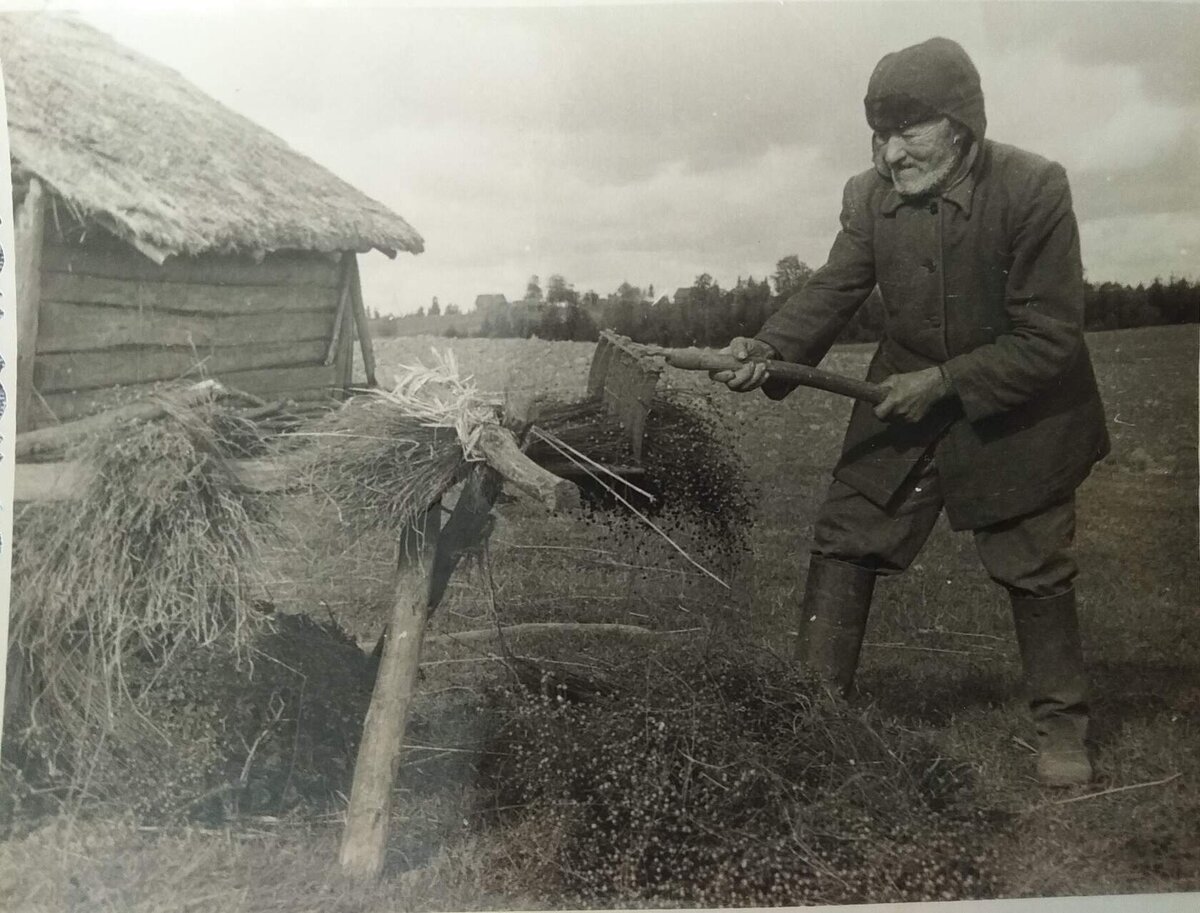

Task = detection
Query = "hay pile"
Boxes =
[7,394,276,782]
[484,644,1003,907]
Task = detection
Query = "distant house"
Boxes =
[473,293,509,314]
[673,288,693,305]
[2,14,424,431]
[654,295,671,308]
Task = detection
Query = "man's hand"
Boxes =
[709,337,778,392]
[873,366,952,422]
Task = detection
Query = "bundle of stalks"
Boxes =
[298,350,501,535]
[8,392,276,777]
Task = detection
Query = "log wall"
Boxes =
[31,231,349,426]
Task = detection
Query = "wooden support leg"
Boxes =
[338,505,439,879]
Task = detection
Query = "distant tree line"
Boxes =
[370,263,1199,346]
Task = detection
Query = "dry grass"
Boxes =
[0,814,540,913]
[296,351,502,535]
[8,396,275,779]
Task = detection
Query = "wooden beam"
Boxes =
[337,257,356,393]
[15,179,47,433]
[42,242,341,288]
[14,453,293,502]
[427,622,667,646]
[40,271,339,316]
[40,363,341,422]
[476,424,580,512]
[34,340,329,394]
[426,464,501,610]
[348,255,378,387]
[14,460,91,502]
[325,255,352,367]
[15,379,223,460]
[339,504,441,879]
[36,301,335,353]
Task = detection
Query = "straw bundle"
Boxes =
[9,393,275,765]
[299,350,502,534]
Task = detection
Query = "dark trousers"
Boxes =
[811,454,1077,597]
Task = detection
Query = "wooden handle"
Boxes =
[662,350,886,404]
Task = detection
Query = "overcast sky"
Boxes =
[76,2,1200,316]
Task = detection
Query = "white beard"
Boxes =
[891,148,962,198]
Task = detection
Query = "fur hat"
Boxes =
[864,37,986,142]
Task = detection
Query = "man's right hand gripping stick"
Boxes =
[667,342,886,404]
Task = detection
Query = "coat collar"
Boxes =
[880,140,984,217]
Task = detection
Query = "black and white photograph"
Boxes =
[0,2,1197,910]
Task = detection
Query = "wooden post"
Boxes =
[347,256,378,387]
[15,179,46,433]
[338,256,357,394]
[324,254,353,367]
[338,461,513,879]
[338,503,440,879]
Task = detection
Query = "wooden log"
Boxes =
[14,455,295,502]
[35,340,330,394]
[348,256,378,387]
[427,622,666,646]
[40,364,341,423]
[40,271,339,316]
[14,460,92,502]
[475,424,580,512]
[325,256,353,367]
[15,379,223,460]
[36,300,335,353]
[339,505,441,879]
[427,465,501,610]
[42,240,342,288]
[15,178,47,433]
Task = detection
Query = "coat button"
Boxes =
[928,200,939,214]
[921,258,936,273]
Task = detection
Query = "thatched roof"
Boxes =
[0,13,424,262]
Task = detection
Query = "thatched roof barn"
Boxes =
[1,13,424,431]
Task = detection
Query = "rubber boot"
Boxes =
[795,556,876,696]
[1011,589,1093,787]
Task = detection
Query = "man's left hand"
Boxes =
[873,366,952,423]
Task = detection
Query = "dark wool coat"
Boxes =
[756,139,1110,530]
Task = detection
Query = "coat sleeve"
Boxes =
[754,174,877,397]
[941,162,1086,422]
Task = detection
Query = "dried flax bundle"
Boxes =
[299,349,502,534]
[9,396,275,757]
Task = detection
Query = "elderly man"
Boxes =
[715,37,1109,786]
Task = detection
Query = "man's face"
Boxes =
[872,117,963,197]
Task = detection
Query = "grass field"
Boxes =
[2,325,1197,910]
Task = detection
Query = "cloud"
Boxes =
[1080,211,1200,284]
[80,4,1200,315]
